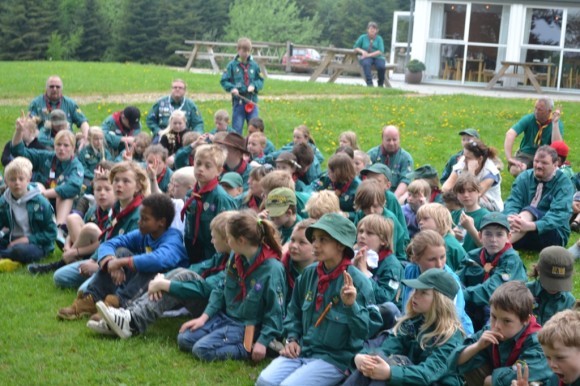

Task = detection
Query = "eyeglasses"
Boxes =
[172,86,185,89]
[48,85,61,89]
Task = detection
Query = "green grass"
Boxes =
[1,61,580,384]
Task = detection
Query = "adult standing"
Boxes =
[503,146,574,251]
[28,75,89,147]
[504,98,563,177]
[354,21,387,87]
[367,125,414,201]
[146,79,204,142]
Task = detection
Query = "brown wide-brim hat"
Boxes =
[214,132,249,154]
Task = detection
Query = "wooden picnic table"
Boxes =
[455,58,484,82]
[485,61,554,93]
[308,47,396,87]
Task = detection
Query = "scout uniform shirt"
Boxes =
[313,176,360,221]
[367,145,414,190]
[284,264,381,372]
[458,207,490,253]
[155,166,173,193]
[386,189,408,239]
[28,94,88,130]
[444,232,467,272]
[78,145,113,182]
[513,112,564,156]
[527,280,576,325]
[220,55,264,104]
[102,112,142,155]
[458,245,527,306]
[222,160,251,191]
[368,249,404,307]
[279,214,302,245]
[203,246,287,348]
[146,97,204,136]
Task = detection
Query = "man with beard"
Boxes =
[503,145,574,251]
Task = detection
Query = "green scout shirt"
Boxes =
[183,184,236,263]
[503,168,574,246]
[203,247,287,347]
[220,55,264,103]
[279,214,302,245]
[174,145,194,169]
[284,264,381,372]
[367,146,414,190]
[386,189,408,240]
[37,127,58,148]
[12,142,83,199]
[169,252,232,300]
[222,160,252,191]
[78,145,113,181]
[461,207,489,253]
[313,176,361,221]
[513,112,564,155]
[272,142,325,165]
[354,34,386,59]
[28,95,88,130]
[157,167,173,193]
[458,246,527,306]
[369,251,404,307]
[101,114,142,155]
[444,232,466,272]
[527,280,576,326]
[452,324,553,386]
[146,96,204,136]
[560,163,575,180]
[441,150,463,184]
[362,315,464,386]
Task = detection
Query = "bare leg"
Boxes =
[66,213,85,249]
[55,197,74,225]
[63,223,101,264]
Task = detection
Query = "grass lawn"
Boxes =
[0,61,579,385]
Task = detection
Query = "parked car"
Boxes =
[281,48,321,73]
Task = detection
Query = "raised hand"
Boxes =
[340,271,357,306]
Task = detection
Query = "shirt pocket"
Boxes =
[319,308,350,350]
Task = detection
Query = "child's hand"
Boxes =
[353,247,369,274]
[251,342,266,362]
[79,260,98,277]
[511,363,529,386]
[340,271,357,306]
[452,226,465,242]
[248,85,255,93]
[109,268,126,286]
[123,142,134,161]
[367,355,391,381]
[148,273,169,301]
[459,211,475,230]
[231,88,239,96]
[477,330,503,349]
[355,353,376,376]
[280,341,301,358]
[179,314,209,333]
[146,157,159,181]
[257,209,269,220]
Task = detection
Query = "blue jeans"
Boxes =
[513,206,564,251]
[177,312,247,361]
[359,57,386,86]
[257,356,346,386]
[0,243,45,264]
[232,99,259,135]
[53,260,94,292]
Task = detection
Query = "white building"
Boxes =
[406,0,580,91]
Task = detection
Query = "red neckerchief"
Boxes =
[43,95,62,113]
[281,251,295,289]
[534,114,552,146]
[253,151,264,159]
[248,195,261,211]
[239,62,250,86]
[380,145,391,166]
[156,166,167,184]
[234,244,279,301]
[430,187,442,203]
[112,111,133,136]
[100,194,143,240]
[378,248,392,262]
[225,159,248,175]
[315,257,351,310]
[291,173,299,182]
[188,153,194,167]
[180,178,220,245]
[331,179,353,197]
[201,253,230,279]
[479,243,512,281]
[492,315,542,368]
[46,156,58,187]
[95,207,111,230]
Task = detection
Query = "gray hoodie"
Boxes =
[3,184,41,240]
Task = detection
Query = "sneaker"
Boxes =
[56,228,66,251]
[87,319,116,336]
[97,301,132,339]
[28,260,65,274]
[0,258,21,272]
[57,293,96,321]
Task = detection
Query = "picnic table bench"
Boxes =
[176,40,278,78]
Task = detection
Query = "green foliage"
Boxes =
[76,0,110,61]
[406,59,426,73]
[224,0,322,44]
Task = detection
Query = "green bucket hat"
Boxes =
[458,128,480,139]
[480,212,510,231]
[407,164,438,180]
[306,213,356,258]
[361,163,393,182]
[402,268,459,300]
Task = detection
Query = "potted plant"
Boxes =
[405,59,426,84]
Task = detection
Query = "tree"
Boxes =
[76,0,109,61]
[224,0,322,44]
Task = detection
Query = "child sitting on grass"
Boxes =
[263,187,302,244]
[452,173,489,252]
[304,190,340,220]
[117,132,150,163]
[78,126,112,191]
[248,117,276,155]
[208,109,234,136]
[526,246,576,325]
[177,210,286,363]
[247,131,267,165]
[402,179,430,239]
[89,211,234,338]
[276,152,306,192]
[214,132,252,190]
[57,193,188,321]
[0,157,57,272]
[344,269,466,386]
[159,110,188,168]
[452,281,553,386]
[144,144,172,193]
[338,130,359,150]
[240,165,272,211]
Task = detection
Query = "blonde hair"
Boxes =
[408,179,431,197]
[109,161,151,197]
[160,110,187,138]
[210,211,234,238]
[194,144,227,170]
[538,309,580,349]
[305,191,340,220]
[409,230,445,263]
[88,126,106,159]
[248,132,266,148]
[5,156,33,180]
[214,109,230,123]
[416,203,453,235]
[171,167,196,188]
[394,289,464,349]
[260,170,295,194]
[353,150,371,167]
[237,37,252,51]
[182,131,200,147]
[357,214,394,252]
[294,125,316,145]
[54,130,76,149]
[339,131,359,150]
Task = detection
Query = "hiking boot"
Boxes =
[0,259,21,272]
[87,319,116,336]
[57,293,96,321]
[104,294,120,308]
[96,301,132,339]
[27,260,65,275]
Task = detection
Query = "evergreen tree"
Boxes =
[113,0,162,63]
[76,0,109,61]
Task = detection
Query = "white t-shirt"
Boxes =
[453,157,503,211]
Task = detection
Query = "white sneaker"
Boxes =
[87,319,116,336]
[96,301,132,339]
